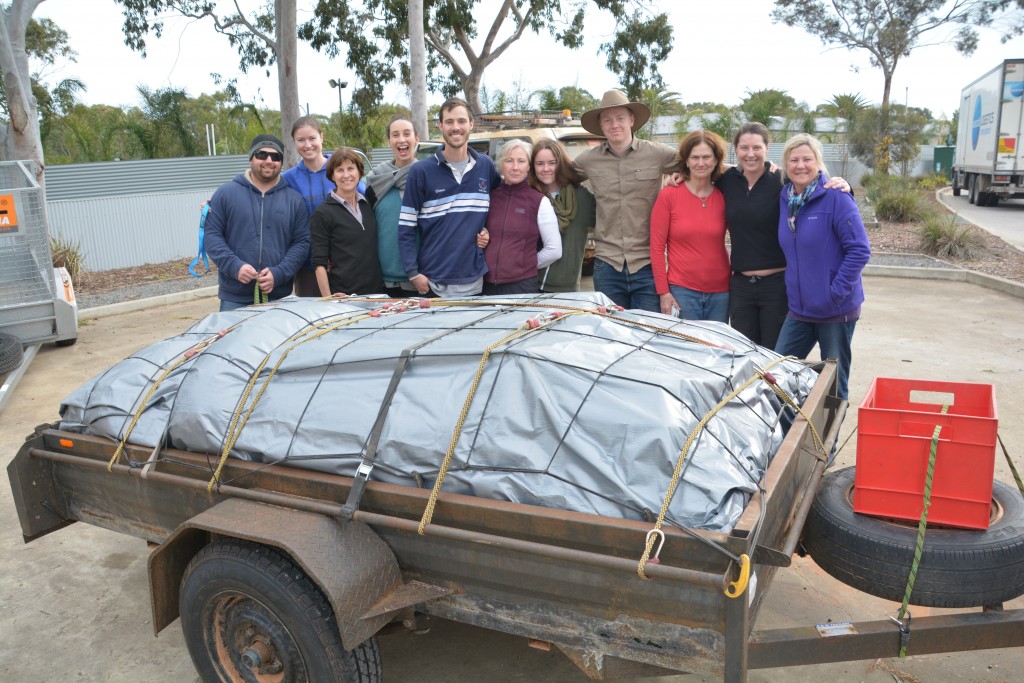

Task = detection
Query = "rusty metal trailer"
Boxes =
[8,362,1024,681]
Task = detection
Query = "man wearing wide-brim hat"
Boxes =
[574,90,679,312]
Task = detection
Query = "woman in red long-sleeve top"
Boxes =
[650,130,730,321]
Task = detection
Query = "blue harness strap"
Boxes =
[188,204,211,278]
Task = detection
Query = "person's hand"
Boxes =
[410,274,430,295]
[667,172,683,187]
[257,267,275,294]
[825,176,852,193]
[237,264,257,284]
[477,229,489,248]
[659,292,680,317]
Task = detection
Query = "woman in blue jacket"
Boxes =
[282,116,333,296]
[775,134,870,400]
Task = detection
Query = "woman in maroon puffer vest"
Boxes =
[482,140,561,295]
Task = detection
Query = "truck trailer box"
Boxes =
[953,59,1024,206]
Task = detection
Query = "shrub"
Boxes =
[918,213,984,260]
[50,234,86,280]
[864,173,914,204]
[916,173,950,191]
[873,186,922,222]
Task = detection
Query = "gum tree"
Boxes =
[772,0,989,171]
[302,0,674,116]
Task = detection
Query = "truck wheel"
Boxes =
[0,332,24,375]
[803,467,1024,608]
[180,538,382,683]
[951,173,961,197]
[968,175,977,204]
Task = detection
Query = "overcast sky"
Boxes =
[34,0,1024,121]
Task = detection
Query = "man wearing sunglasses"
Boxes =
[206,134,310,311]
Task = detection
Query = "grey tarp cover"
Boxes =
[59,293,817,532]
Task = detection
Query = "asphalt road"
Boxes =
[938,187,1024,251]
[2,276,1024,682]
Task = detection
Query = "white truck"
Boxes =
[952,59,1024,206]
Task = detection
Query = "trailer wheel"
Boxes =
[968,175,978,204]
[803,467,1024,608]
[180,538,382,683]
[0,332,24,375]
[951,173,961,197]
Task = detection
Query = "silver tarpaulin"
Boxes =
[60,293,817,531]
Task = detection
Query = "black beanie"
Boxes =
[249,134,285,159]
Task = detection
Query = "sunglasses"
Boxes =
[253,150,284,162]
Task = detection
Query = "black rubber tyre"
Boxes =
[180,538,382,683]
[803,467,1024,608]
[951,173,961,197]
[968,174,977,204]
[55,337,78,347]
[0,331,24,375]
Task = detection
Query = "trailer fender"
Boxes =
[148,498,439,650]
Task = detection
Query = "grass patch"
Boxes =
[873,186,922,222]
[50,234,86,280]
[918,213,984,260]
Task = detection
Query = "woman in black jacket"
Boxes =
[310,147,384,296]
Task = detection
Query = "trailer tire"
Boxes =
[968,175,978,204]
[180,538,382,683]
[803,467,1024,608]
[951,174,961,196]
[0,332,24,375]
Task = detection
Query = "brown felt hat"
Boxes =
[580,90,652,137]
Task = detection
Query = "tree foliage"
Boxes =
[301,1,673,116]
[114,0,301,165]
[772,0,989,171]
[738,88,798,126]
[535,85,598,114]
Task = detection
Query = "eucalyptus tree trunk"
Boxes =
[408,0,428,140]
[276,0,300,167]
[0,0,47,189]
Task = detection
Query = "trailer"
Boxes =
[0,160,79,413]
[952,59,1024,206]
[7,298,1024,682]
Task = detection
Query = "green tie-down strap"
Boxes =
[895,403,950,658]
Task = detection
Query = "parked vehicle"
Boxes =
[952,59,1024,206]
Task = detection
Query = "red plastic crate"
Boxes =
[853,377,998,530]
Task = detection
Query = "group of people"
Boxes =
[202,89,869,399]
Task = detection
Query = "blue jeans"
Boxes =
[592,259,659,312]
[219,299,248,312]
[775,317,858,400]
[669,285,729,323]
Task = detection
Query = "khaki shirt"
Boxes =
[574,137,678,272]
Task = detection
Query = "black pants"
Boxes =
[728,271,789,349]
[482,277,540,296]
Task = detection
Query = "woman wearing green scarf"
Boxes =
[529,139,596,292]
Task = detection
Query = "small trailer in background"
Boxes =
[952,58,1024,206]
[0,160,79,412]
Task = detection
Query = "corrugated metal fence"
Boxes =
[46,155,248,271]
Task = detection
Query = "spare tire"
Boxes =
[0,331,25,375]
[803,466,1024,608]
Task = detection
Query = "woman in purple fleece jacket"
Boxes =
[775,134,871,400]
